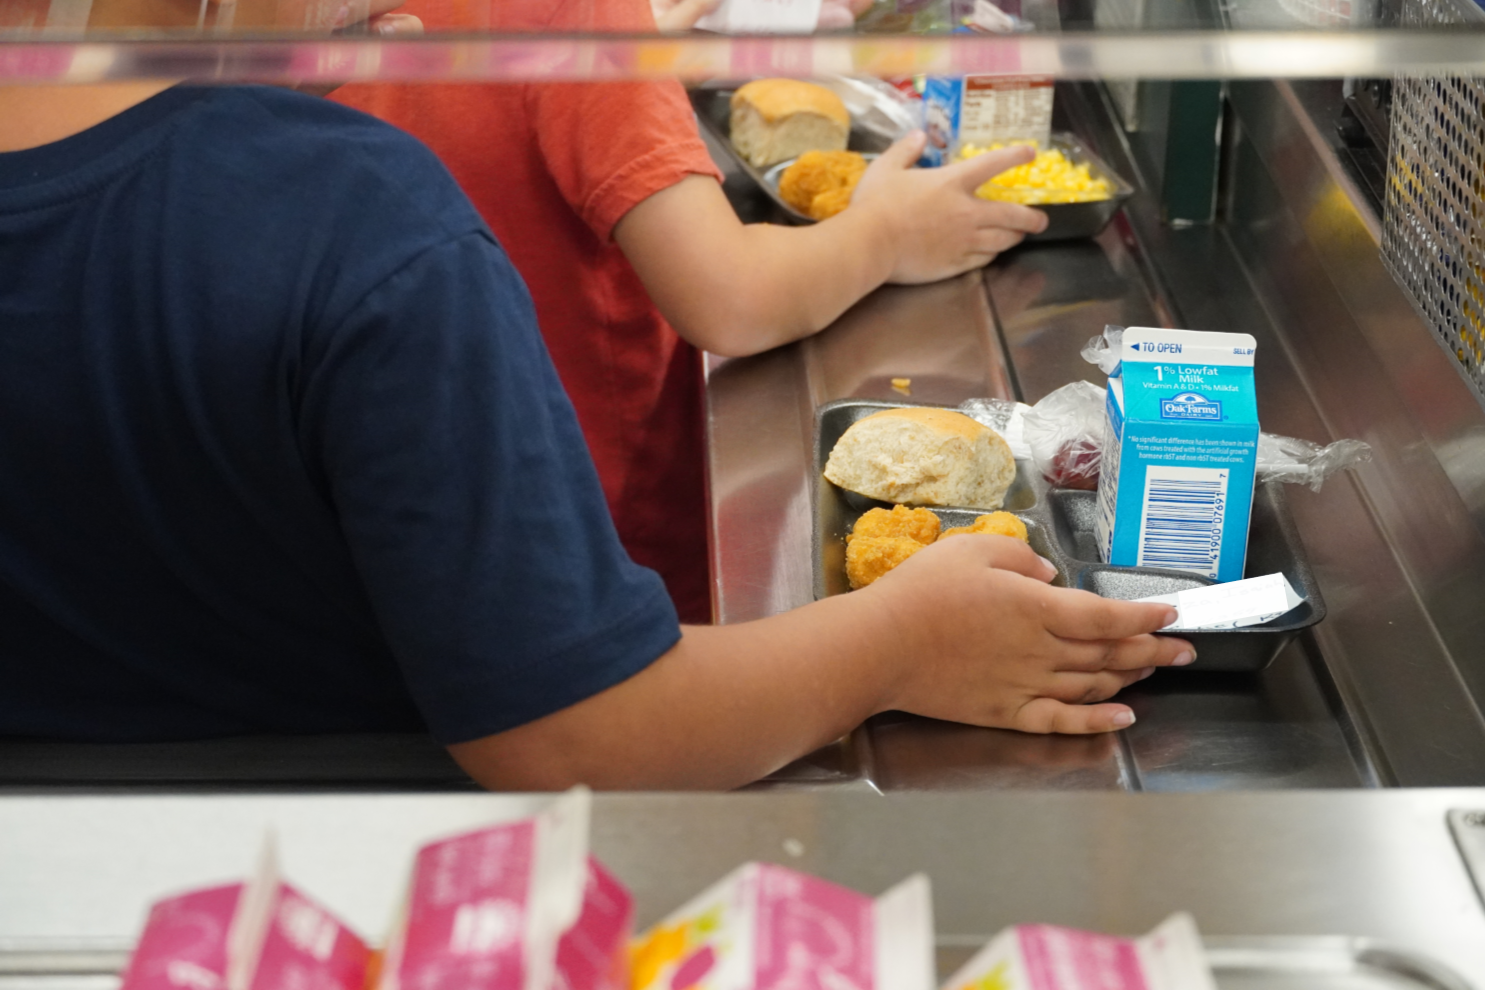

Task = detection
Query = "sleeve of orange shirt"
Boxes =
[524,0,722,242]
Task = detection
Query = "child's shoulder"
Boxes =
[173,85,488,244]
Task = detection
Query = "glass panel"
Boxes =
[0,0,1482,82]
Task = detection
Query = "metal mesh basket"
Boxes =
[1382,0,1485,397]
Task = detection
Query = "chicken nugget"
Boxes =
[779,150,867,219]
[849,505,941,545]
[938,511,1029,543]
[845,536,926,589]
[809,186,855,220]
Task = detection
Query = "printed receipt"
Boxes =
[1139,572,1304,631]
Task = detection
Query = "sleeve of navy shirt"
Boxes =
[0,85,679,745]
[304,231,684,744]
[280,101,684,744]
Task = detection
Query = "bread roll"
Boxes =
[824,407,1016,510]
[730,79,850,169]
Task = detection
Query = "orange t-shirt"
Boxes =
[333,0,722,623]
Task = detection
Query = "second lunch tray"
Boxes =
[813,400,1327,673]
[690,85,1133,241]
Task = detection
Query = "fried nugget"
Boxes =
[849,505,941,545]
[809,186,855,220]
[778,150,867,220]
[845,536,926,589]
[937,511,1029,544]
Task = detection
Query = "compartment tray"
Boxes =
[813,399,1326,673]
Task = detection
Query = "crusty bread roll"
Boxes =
[730,79,850,169]
[824,407,1016,510]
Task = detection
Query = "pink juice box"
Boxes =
[941,913,1217,990]
[376,788,591,990]
[121,850,369,990]
[631,863,934,990]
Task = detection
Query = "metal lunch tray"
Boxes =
[0,936,1472,990]
[690,84,897,227]
[690,85,1133,241]
[814,400,1327,673]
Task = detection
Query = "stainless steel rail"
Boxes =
[0,790,1482,986]
[707,77,1485,790]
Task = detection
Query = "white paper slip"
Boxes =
[696,0,822,33]
[1138,572,1305,631]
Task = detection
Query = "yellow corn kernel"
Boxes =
[956,143,1114,205]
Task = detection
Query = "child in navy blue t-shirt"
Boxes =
[0,79,1193,790]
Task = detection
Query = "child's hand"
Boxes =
[652,0,721,31]
[857,534,1194,733]
[851,130,1050,284]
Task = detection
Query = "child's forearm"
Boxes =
[615,174,902,358]
[446,537,1190,792]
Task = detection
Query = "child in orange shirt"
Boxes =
[333,0,1045,623]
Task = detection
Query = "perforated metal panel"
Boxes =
[1382,0,1485,398]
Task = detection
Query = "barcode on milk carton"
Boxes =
[1137,467,1230,578]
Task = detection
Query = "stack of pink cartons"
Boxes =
[119,790,1219,990]
[120,790,629,990]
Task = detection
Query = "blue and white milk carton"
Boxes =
[1094,327,1260,583]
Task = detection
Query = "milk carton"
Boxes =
[631,864,933,990]
[121,851,369,990]
[377,789,590,990]
[921,73,1054,167]
[941,912,1217,990]
[1094,327,1260,583]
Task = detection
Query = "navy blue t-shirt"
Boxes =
[0,85,681,745]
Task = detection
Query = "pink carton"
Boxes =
[553,858,634,990]
[242,884,371,990]
[122,856,367,990]
[631,863,933,990]
[377,788,590,990]
[941,913,1217,990]
[121,884,243,990]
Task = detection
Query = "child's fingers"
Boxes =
[1053,633,1195,673]
[1011,697,1137,734]
[1039,589,1183,642]
[973,228,1029,258]
[1046,668,1150,704]
[948,144,1037,190]
[870,130,929,172]
[654,0,720,31]
[960,534,1059,582]
[976,201,1049,234]
[370,12,422,34]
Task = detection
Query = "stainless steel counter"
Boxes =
[2,790,1483,987]
[705,79,1485,791]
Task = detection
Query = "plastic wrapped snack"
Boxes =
[631,864,934,990]
[1021,381,1107,490]
[942,912,1217,990]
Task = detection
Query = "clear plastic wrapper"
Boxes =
[1060,325,1371,493]
[1257,432,1373,491]
[1020,381,1106,490]
[818,75,923,141]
